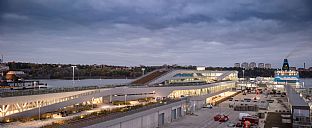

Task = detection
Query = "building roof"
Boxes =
[285,85,309,107]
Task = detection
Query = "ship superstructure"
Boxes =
[274,59,299,85]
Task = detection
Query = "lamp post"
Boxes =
[242,69,245,81]
[35,81,41,120]
[38,101,41,120]
[71,66,77,86]
[242,69,245,91]
[124,94,127,105]
[142,68,145,76]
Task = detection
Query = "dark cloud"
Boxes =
[0,0,312,67]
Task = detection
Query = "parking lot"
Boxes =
[167,92,270,128]
[166,106,254,128]
[220,92,269,109]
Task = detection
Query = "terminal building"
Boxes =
[0,67,239,127]
[131,68,238,86]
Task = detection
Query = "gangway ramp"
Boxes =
[131,69,168,85]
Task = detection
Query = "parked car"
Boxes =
[203,104,213,109]
[239,113,251,120]
[219,115,229,122]
[242,116,259,125]
[214,114,222,121]
[267,100,274,103]
[227,122,236,127]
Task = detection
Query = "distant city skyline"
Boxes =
[1,0,312,68]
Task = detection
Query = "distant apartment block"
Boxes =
[241,62,249,69]
[234,62,271,69]
[234,63,240,68]
[249,62,256,69]
[258,63,265,68]
[265,63,271,69]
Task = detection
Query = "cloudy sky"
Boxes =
[0,0,312,68]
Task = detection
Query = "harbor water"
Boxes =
[37,78,312,88]
[37,79,133,88]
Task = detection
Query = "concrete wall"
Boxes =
[85,100,187,128]
[190,100,205,111]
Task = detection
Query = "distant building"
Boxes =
[5,71,26,81]
[265,63,271,69]
[241,62,249,69]
[258,63,265,68]
[249,62,256,69]
[290,67,296,71]
[196,66,205,71]
[234,63,240,68]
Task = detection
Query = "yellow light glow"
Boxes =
[86,110,96,113]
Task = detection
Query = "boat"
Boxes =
[274,59,300,85]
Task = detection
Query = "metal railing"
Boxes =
[62,98,187,128]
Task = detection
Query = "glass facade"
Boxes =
[168,72,237,84]
[168,83,235,98]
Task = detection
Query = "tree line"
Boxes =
[4,62,312,79]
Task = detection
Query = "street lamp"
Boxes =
[242,69,245,91]
[141,68,145,76]
[71,66,77,86]
[38,101,41,120]
[124,94,127,105]
[242,69,245,81]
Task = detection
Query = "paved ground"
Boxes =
[220,92,267,107]
[166,107,254,128]
[166,92,270,128]
[267,96,288,112]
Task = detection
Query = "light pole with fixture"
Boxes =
[242,69,245,91]
[142,68,145,76]
[71,66,77,86]
[124,94,127,105]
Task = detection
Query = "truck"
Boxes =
[239,113,250,120]
[242,116,259,125]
